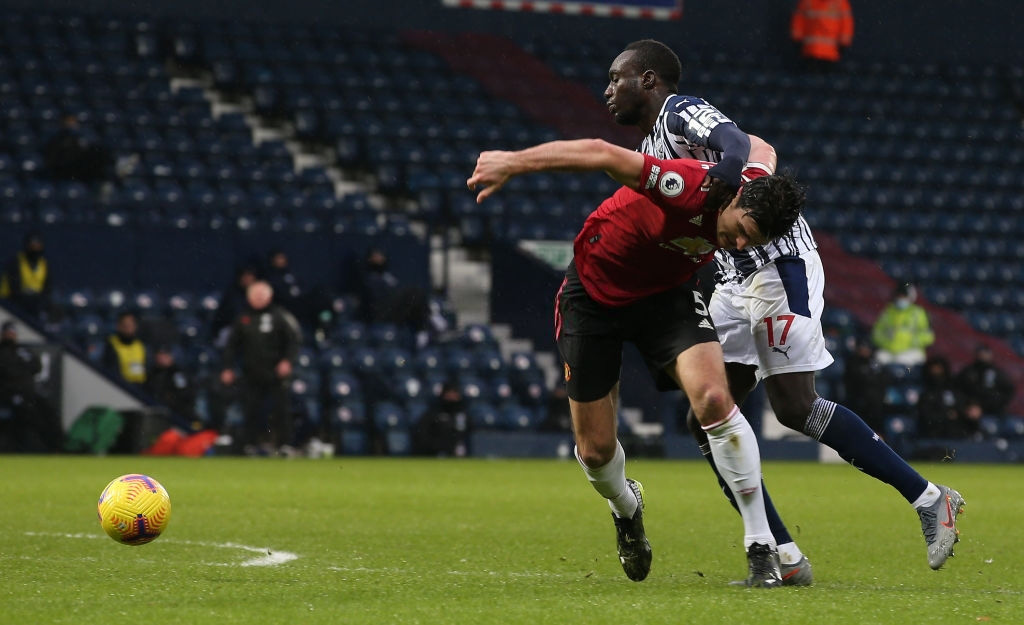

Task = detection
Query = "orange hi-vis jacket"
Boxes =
[791,0,854,62]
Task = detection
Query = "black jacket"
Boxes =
[0,339,41,398]
[222,305,300,383]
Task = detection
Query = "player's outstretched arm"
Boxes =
[467,139,645,203]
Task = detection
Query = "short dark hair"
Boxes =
[738,173,805,242]
[623,39,681,92]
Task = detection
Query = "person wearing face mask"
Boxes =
[101,311,147,386]
[0,232,53,320]
[871,283,935,367]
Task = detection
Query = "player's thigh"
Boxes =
[748,254,833,379]
[710,281,760,368]
[671,341,733,425]
[631,282,719,392]
[557,331,622,403]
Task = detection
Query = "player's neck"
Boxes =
[638,92,672,135]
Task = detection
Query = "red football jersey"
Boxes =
[573,154,768,307]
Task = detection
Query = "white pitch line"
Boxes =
[23,531,299,567]
[326,565,570,579]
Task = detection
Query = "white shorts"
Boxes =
[710,249,833,381]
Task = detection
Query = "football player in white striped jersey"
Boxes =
[605,39,965,577]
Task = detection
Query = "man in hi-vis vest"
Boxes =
[0,232,52,318]
[102,311,147,386]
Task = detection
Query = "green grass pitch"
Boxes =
[0,455,1020,624]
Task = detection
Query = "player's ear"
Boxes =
[641,70,657,89]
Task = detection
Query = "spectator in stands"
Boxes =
[219,281,301,456]
[871,283,934,367]
[0,232,53,320]
[918,356,978,439]
[42,113,113,186]
[101,311,147,386]
[412,381,469,457]
[954,344,1015,420]
[144,344,199,428]
[842,336,887,434]
[790,0,854,70]
[0,321,62,452]
[357,247,433,348]
[212,263,260,344]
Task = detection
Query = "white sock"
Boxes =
[911,482,941,509]
[777,542,804,566]
[575,441,638,519]
[703,407,775,549]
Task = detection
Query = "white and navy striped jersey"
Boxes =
[641,94,816,280]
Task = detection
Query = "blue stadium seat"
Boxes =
[327,370,362,402]
[333,320,368,346]
[473,348,506,379]
[391,372,427,405]
[501,404,541,430]
[457,373,490,404]
[377,346,412,375]
[444,346,475,377]
[468,401,501,430]
[1002,417,1024,439]
[413,346,444,373]
[319,346,350,372]
[333,405,369,455]
[373,401,411,455]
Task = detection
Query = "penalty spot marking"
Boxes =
[24,532,299,567]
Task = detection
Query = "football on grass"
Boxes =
[97,474,172,545]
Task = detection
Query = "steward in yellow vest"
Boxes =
[0,233,51,317]
[101,311,147,385]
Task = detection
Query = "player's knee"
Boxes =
[576,439,616,468]
[769,394,817,429]
[690,384,733,426]
[773,406,807,429]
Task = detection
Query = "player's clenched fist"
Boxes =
[467,150,515,203]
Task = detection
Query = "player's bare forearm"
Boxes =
[467,139,644,202]
[747,134,777,173]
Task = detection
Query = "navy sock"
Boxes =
[804,398,927,503]
[698,442,794,545]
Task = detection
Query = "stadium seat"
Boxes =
[319,346,350,372]
[327,370,362,402]
[1002,417,1024,439]
[468,401,501,430]
[372,401,411,455]
[501,404,541,430]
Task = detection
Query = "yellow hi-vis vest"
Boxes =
[0,253,47,297]
[109,336,146,383]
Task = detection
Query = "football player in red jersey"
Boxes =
[468,135,804,586]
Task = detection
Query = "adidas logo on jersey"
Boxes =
[698,319,714,330]
[689,215,703,226]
